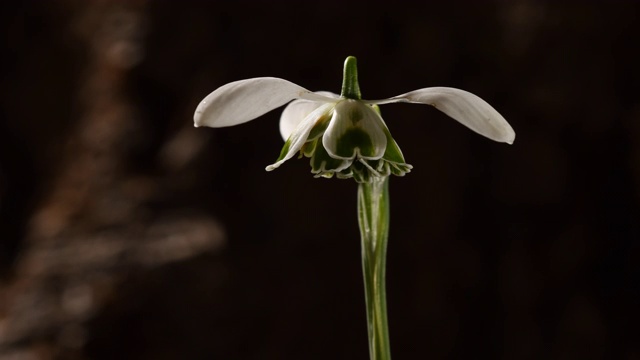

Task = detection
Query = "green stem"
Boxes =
[358,176,391,360]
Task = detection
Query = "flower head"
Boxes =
[194,56,514,182]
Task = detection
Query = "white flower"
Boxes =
[194,57,514,182]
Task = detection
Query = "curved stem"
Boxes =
[358,176,391,360]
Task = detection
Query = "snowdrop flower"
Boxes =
[194,56,514,182]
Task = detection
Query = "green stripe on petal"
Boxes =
[323,100,387,160]
[307,116,331,141]
[274,138,293,162]
[336,128,374,158]
[302,138,318,158]
[381,127,407,164]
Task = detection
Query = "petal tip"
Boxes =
[265,163,280,171]
[503,129,516,145]
[193,106,205,127]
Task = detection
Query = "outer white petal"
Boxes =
[279,91,339,141]
[266,103,335,171]
[194,77,312,128]
[322,100,387,160]
[371,87,515,144]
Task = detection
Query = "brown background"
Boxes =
[1,1,639,359]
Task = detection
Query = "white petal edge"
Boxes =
[322,100,387,160]
[279,91,339,141]
[266,103,335,171]
[367,87,515,144]
[194,77,312,128]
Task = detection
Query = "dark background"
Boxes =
[1,1,639,359]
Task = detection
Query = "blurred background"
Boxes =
[1,1,639,359]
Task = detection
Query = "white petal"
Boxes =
[279,91,339,140]
[374,87,515,144]
[299,92,340,102]
[266,103,335,171]
[322,100,387,160]
[194,77,311,128]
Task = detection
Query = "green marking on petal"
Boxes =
[311,140,350,173]
[323,100,387,161]
[307,114,331,141]
[316,172,334,179]
[382,127,406,164]
[302,138,318,158]
[274,138,292,162]
[336,128,375,158]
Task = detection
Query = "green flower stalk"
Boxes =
[194,56,515,359]
[359,176,391,360]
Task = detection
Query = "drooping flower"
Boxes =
[194,56,514,182]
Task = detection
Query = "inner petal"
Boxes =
[266,103,335,171]
[279,91,339,141]
[322,100,387,160]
